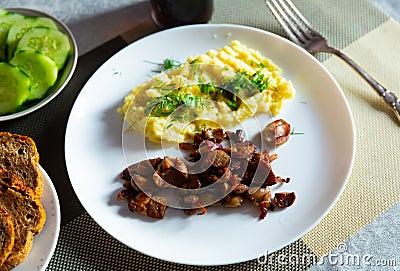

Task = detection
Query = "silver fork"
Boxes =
[266,0,400,123]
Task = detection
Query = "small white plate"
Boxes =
[13,165,61,271]
[65,24,355,265]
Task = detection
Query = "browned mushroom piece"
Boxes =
[247,187,274,219]
[187,176,202,189]
[184,206,207,216]
[188,140,223,161]
[201,149,230,168]
[235,129,246,143]
[117,127,294,220]
[182,195,199,205]
[241,155,276,187]
[259,199,274,220]
[273,192,296,208]
[262,119,291,146]
[152,172,175,188]
[232,183,248,194]
[132,174,151,191]
[154,157,188,188]
[122,158,162,181]
[222,194,245,208]
[129,192,168,219]
[247,187,271,206]
[179,142,196,151]
[116,188,137,202]
[231,141,257,159]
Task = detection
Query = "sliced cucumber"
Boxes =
[15,27,71,69]
[6,16,58,60]
[0,9,8,17]
[0,62,31,115]
[0,12,25,60]
[10,50,58,101]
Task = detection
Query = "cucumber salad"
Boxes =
[0,8,71,115]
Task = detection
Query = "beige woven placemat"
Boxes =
[302,18,400,258]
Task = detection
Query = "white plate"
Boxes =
[14,165,61,271]
[65,24,355,265]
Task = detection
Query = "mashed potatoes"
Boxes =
[118,40,295,144]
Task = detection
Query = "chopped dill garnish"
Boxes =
[197,76,244,110]
[188,58,200,64]
[221,72,255,95]
[198,77,216,95]
[290,128,304,135]
[145,58,182,72]
[196,73,260,111]
[124,120,137,132]
[162,58,181,70]
[193,123,206,133]
[143,61,270,114]
[166,112,200,129]
[145,87,206,117]
[240,70,269,92]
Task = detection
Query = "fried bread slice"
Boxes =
[0,132,43,197]
[0,170,46,270]
[0,205,14,265]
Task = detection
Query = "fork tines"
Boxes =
[266,0,316,44]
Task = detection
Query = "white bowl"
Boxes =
[0,8,78,121]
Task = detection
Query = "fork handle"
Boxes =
[326,46,400,121]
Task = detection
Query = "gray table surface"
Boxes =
[1,0,400,270]
[371,0,400,21]
[3,0,398,55]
